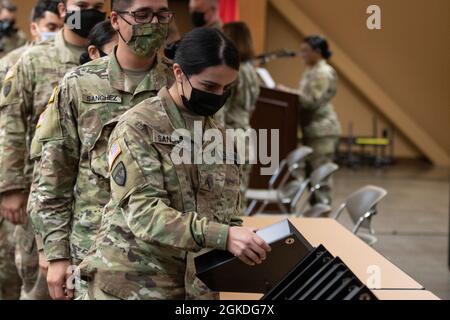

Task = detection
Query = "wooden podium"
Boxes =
[249,87,299,189]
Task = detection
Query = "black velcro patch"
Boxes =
[3,81,12,97]
[112,161,127,187]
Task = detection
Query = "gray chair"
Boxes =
[332,185,388,246]
[294,162,340,216]
[246,162,339,217]
[244,146,313,216]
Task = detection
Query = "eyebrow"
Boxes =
[74,1,88,6]
[200,80,221,86]
[74,1,104,7]
[133,6,169,12]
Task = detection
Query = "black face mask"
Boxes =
[79,49,108,65]
[181,74,230,117]
[65,9,106,38]
[0,20,16,36]
[191,11,207,28]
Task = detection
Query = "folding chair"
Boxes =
[332,185,387,246]
[244,147,313,216]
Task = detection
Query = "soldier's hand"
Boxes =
[0,190,28,225]
[227,227,271,266]
[38,251,49,276]
[47,260,74,300]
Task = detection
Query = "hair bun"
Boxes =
[323,50,332,59]
[164,40,181,60]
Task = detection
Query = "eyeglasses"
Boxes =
[116,9,174,24]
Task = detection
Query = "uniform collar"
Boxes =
[312,59,327,70]
[108,47,170,95]
[158,86,186,130]
[54,29,80,65]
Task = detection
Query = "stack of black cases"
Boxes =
[195,219,378,301]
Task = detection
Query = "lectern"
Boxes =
[249,87,299,189]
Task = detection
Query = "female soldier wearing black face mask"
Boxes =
[80,27,271,300]
[79,21,118,65]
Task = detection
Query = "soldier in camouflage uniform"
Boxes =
[216,22,261,213]
[0,0,106,300]
[34,0,175,300]
[0,38,31,303]
[281,36,341,205]
[0,0,63,300]
[0,0,27,59]
[80,28,270,300]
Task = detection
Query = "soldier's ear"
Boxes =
[110,12,120,31]
[173,63,183,84]
[30,22,38,39]
[88,45,100,61]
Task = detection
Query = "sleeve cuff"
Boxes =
[230,215,243,227]
[205,222,229,251]
[44,239,71,262]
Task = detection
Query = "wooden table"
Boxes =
[218,216,438,300]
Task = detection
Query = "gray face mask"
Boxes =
[39,31,57,42]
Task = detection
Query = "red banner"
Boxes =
[219,0,239,23]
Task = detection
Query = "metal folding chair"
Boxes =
[332,185,388,246]
[244,147,313,216]
[294,162,340,216]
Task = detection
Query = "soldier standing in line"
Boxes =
[0,0,64,300]
[33,0,175,300]
[0,0,107,299]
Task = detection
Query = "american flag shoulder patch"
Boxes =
[109,141,122,170]
[36,110,47,128]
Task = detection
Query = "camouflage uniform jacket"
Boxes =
[34,50,174,264]
[0,30,79,195]
[80,87,243,300]
[298,59,341,139]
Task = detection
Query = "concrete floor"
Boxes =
[331,162,450,300]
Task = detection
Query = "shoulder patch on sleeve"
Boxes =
[112,161,127,187]
[4,66,16,82]
[2,80,12,98]
[38,104,63,142]
[108,141,122,171]
[36,109,47,128]
[48,86,59,105]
